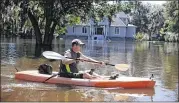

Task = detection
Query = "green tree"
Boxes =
[2,0,94,45]
[163,1,179,33]
[89,1,134,26]
[130,1,150,33]
[148,4,165,38]
[1,0,21,37]
[26,0,93,45]
[89,1,119,25]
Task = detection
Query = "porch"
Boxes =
[89,25,109,40]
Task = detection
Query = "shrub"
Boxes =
[134,32,144,40]
[164,32,179,42]
[134,32,149,41]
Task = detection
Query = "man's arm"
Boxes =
[80,53,100,63]
[62,52,76,64]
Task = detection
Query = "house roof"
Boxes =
[111,17,126,26]
[128,24,137,27]
[115,12,129,18]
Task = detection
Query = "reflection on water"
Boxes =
[1,38,178,102]
[1,82,155,102]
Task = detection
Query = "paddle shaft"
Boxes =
[66,57,115,66]
[43,73,59,83]
[42,51,116,67]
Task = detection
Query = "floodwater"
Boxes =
[1,37,178,102]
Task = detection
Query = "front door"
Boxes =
[96,27,103,35]
[93,27,104,40]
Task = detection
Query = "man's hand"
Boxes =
[76,58,85,62]
[100,61,106,66]
[94,61,106,67]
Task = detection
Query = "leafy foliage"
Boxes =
[130,1,178,42]
[134,32,144,40]
[163,1,179,33]
[148,4,165,35]
[130,1,150,33]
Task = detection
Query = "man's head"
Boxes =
[71,39,84,52]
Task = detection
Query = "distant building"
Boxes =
[66,12,136,40]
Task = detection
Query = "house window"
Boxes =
[115,27,119,34]
[73,27,75,33]
[82,26,87,33]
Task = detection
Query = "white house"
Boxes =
[66,12,136,40]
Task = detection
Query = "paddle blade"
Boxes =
[42,51,65,60]
[115,64,129,71]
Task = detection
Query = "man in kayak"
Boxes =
[59,39,105,79]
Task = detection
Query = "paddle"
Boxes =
[42,73,59,83]
[42,51,130,71]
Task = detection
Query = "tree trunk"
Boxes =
[149,31,152,41]
[35,44,42,57]
[43,21,57,46]
[43,18,52,45]
[43,0,55,46]
[49,22,57,45]
[28,9,42,45]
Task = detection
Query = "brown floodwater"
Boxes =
[1,37,178,102]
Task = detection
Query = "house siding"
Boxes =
[67,25,89,36]
[126,27,136,38]
[109,26,126,37]
[66,26,74,35]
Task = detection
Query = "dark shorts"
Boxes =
[59,72,83,79]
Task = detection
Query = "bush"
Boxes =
[134,32,149,41]
[164,32,179,42]
[134,32,144,40]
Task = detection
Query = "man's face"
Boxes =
[76,45,81,52]
[72,44,81,52]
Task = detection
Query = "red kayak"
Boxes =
[15,70,155,89]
